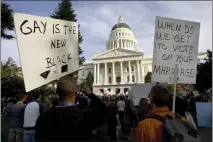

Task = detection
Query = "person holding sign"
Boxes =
[34,76,109,141]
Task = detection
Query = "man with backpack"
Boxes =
[134,85,201,142]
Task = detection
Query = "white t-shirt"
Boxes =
[117,100,125,112]
[23,102,40,127]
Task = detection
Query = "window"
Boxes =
[123,42,125,47]
[122,33,124,35]
[108,88,111,92]
[116,76,121,83]
[127,76,129,82]
[119,43,121,47]
[119,33,121,36]
[109,77,112,83]
[126,67,129,72]
[132,75,135,82]
[131,66,134,72]
[125,33,127,35]
[116,33,117,36]
[109,68,111,73]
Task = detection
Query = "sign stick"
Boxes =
[56,63,61,81]
[172,64,178,113]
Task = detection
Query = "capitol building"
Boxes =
[78,17,207,95]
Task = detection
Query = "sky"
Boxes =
[1,1,212,66]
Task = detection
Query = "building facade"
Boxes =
[78,17,207,95]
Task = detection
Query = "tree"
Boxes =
[145,72,152,83]
[1,2,14,40]
[85,72,94,91]
[50,0,85,65]
[195,50,212,93]
[1,57,25,97]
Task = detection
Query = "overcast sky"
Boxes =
[1,1,212,66]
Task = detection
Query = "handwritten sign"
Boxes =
[14,13,79,92]
[152,16,200,84]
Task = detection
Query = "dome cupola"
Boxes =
[106,16,140,51]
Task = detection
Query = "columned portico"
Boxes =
[92,16,145,94]
[94,64,97,84]
[97,63,100,84]
[112,62,116,84]
[104,62,107,85]
[140,60,144,82]
[120,61,123,83]
[128,61,132,83]
[137,60,141,82]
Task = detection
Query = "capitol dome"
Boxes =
[106,16,140,51]
[111,23,131,31]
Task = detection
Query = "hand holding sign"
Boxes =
[81,82,92,96]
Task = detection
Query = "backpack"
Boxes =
[145,114,201,142]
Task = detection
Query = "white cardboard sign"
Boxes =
[152,16,200,84]
[130,82,163,105]
[14,13,79,92]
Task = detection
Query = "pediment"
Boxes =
[93,49,143,60]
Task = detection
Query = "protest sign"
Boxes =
[196,102,212,128]
[152,16,200,84]
[130,82,163,105]
[14,13,79,92]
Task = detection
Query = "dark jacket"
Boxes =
[34,93,109,141]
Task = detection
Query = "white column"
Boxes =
[104,62,108,84]
[97,63,100,84]
[94,64,97,84]
[112,41,114,49]
[112,62,116,84]
[137,60,141,82]
[140,61,144,82]
[117,40,119,48]
[128,61,132,83]
[120,61,123,83]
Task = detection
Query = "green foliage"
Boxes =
[195,50,212,93]
[85,71,94,91]
[1,2,14,40]
[1,57,56,102]
[50,0,85,65]
[145,71,152,83]
[1,57,24,97]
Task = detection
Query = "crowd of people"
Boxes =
[8,76,201,142]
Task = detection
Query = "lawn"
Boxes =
[1,116,11,142]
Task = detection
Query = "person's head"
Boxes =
[149,85,170,108]
[116,88,120,94]
[103,96,110,102]
[17,93,27,102]
[138,98,149,111]
[56,75,77,102]
[32,93,41,101]
[110,95,117,103]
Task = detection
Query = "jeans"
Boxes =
[24,130,35,142]
[104,123,108,136]
[8,128,23,142]
[119,111,125,126]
